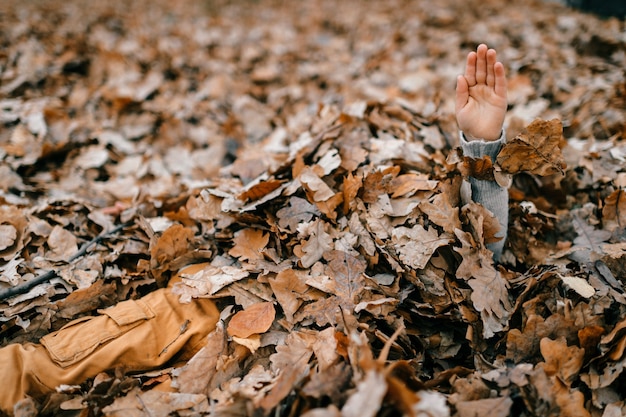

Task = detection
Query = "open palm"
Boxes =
[456,44,507,141]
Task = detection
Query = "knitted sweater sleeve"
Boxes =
[459,130,508,261]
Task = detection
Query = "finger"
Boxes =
[475,44,488,85]
[456,74,469,114]
[465,51,477,86]
[494,61,507,100]
[486,48,497,87]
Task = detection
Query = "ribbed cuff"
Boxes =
[459,130,506,163]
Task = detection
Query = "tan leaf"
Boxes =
[228,228,269,262]
[391,225,451,270]
[342,172,363,213]
[339,140,369,172]
[506,313,577,363]
[540,337,585,385]
[496,118,566,176]
[299,220,333,268]
[389,173,437,198]
[276,196,320,233]
[419,193,461,234]
[362,166,400,203]
[150,223,195,268]
[324,250,366,309]
[293,296,341,327]
[101,387,209,416]
[342,370,387,417]
[314,192,343,221]
[259,331,315,410]
[455,230,511,338]
[227,302,276,338]
[268,269,309,322]
[171,323,227,394]
[311,327,339,372]
[47,225,78,262]
[300,166,335,202]
[177,264,249,298]
[455,397,513,417]
[603,188,626,229]
[0,225,17,252]
[462,201,503,245]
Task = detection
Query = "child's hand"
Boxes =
[456,44,508,141]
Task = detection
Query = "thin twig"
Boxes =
[0,221,132,302]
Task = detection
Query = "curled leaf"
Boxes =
[496,119,566,176]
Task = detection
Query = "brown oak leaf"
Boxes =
[496,119,566,176]
[228,228,269,262]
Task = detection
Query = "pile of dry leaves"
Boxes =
[1,0,625,416]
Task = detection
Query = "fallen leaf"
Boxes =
[391,225,451,270]
[496,119,566,176]
[228,228,269,262]
[602,189,626,230]
[227,302,276,338]
[47,226,78,262]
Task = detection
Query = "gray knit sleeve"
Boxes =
[459,131,508,261]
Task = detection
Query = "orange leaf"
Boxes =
[227,302,276,338]
[390,173,437,197]
[228,228,269,261]
[238,179,283,202]
[342,172,363,213]
[150,224,195,267]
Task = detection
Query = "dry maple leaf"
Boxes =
[227,301,276,338]
[496,119,566,176]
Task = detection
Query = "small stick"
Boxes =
[0,221,131,302]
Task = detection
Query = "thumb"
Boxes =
[455,75,469,114]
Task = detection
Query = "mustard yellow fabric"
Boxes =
[0,269,219,414]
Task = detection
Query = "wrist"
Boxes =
[462,130,503,142]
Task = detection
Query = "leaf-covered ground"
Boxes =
[1,0,625,416]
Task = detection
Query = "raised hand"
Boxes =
[456,44,508,141]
